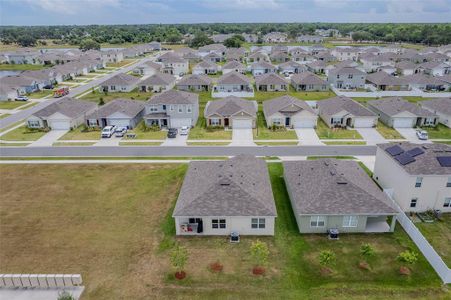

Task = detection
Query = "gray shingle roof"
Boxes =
[32,97,96,119]
[263,95,316,117]
[205,96,257,117]
[291,71,327,85]
[194,60,218,69]
[222,60,245,70]
[255,73,287,85]
[148,89,198,105]
[401,74,446,85]
[140,72,175,86]
[251,61,276,70]
[318,96,376,117]
[283,159,397,215]
[366,71,406,86]
[87,99,144,119]
[329,66,366,76]
[101,73,140,86]
[368,97,437,117]
[217,71,251,85]
[421,98,451,115]
[378,142,451,175]
[176,74,212,86]
[173,155,277,217]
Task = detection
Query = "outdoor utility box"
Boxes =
[230,232,240,243]
[328,228,339,240]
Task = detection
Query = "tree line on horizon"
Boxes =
[0,23,450,48]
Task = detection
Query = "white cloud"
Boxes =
[23,0,121,15]
[201,0,281,10]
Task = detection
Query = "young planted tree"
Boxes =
[397,250,418,275]
[170,244,188,280]
[318,250,336,275]
[250,240,270,275]
[359,243,375,270]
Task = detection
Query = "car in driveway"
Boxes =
[416,129,428,140]
[114,126,128,137]
[179,126,189,136]
[101,125,117,138]
[167,128,178,138]
[15,96,29,101]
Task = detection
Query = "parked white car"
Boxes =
[114,126,128,137]
[101,125,116,138]
[179,126,189,135]
[15,96,29,101]
[416,129,428,140]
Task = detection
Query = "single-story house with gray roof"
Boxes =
[173,155,277,236]
[176,74,213,92]
[250,61,277,76]
[255,73,288,92]
[284,159,398,233]
[222,60,246,74]
[263,95,318,128]
[139,72,176,93]
[192,60,219,75]
[420,98,451,128]
[101,73,140,92]
[368,97,438,128]
[27,97,96,130]
[86,98,145,129]
[291,71,328,91]
[204,96,257,128]
[318,96,378,128]
[365,71,409,91]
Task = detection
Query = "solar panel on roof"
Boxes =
[437,156,451,167]
[406,147,425,157]
[395,153,416,165]
[386,145,404,156]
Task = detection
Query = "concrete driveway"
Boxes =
[230,128,254,146]
[29,130,68,147]
[295,128,323,145]
[395,128,432,143]
[95,136,121,146]
[162,133,188,146]
[356,128,386,145]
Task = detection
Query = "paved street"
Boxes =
[0,54,160,130]
[0,145,377,157]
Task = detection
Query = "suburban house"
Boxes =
[327,67,367,89]
[101,50,124,63]
[86,99,145,129]
[270,51,290,63]
[421,98,451,128]
[331,47,360,61]
[306,61,327,74]
[222,60,246,74]
[368,97,438,128]
[365,71,409,91]
[5,49,40,64]
[284,159,398,233]
[296,35,324,43]
[225,47,247,62]
[373,142,451,213]
[415,62,450,76]
[377,65,397,75]
[250,61,277,76]
[192,60,219,75]
[26,98,96,130]
[198,44,226,56]
[263,95,318,128]
[139,72,176,93]
[396,61,417,76]
[101,73,140,92]
[176,74,213,92]
[359,53,395,72]
[318,96,378,128]
[203,52,223,63]
[172,155,277,236]
[144,89,199,128]
[210,33,233,43]
[149,41,161,51]
[133,61,161,76]
[263,32,288,43]
[213,71,254,98]
[204,96,257,129]
[401,74,448,91]
[158,53,189,76]
[291,52,313,62]
[278,61,307,75]
[247,51,270,63]
[291,71,328,91]
[0,84,19,101]
[255,73,288,92]
[0,75,40,95]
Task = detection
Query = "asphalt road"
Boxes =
[0,54,158,130]
[0,145,377,157]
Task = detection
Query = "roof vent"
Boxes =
[330,171,336,176]
[219,177,231,186]
[337,180,347,184]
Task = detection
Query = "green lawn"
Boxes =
[0,142,30,146]
[253,112,298,140]
[1,126,47,141]
[126,123,167,140]
[0,101,27,110]
[80,89,152,104]
[0,63,46,71]
[188,117,232,140]
[0,114,11,119]
[315,119,363,140]
[106,59,137,68]
[376,121,404,140]
[416,213,451,267]
[28,89,53,99]
[323,141,366,145]
[422,124,451,140]
[59,126,101,140]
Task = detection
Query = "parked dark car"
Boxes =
[167,128,178,138]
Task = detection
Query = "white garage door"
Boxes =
[233,118,252,129]
[393,118,414,128]
[170,118,192,128]
[109,119,131,128]
[354,118,375,128]
[293,118,316,128]
[49,120,70,130]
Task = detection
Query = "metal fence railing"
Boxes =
[0,274,82,288]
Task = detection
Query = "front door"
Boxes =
[346,118,352,127]
[285,117,290,126]
[224,118,229,127]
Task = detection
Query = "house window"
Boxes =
[149,105,158,112]
[415,177,423,188]
[272,118,282,125]
[348,74,353,79]
[187,105,192,113]
[178,105,183,113]
[310,216,325,227]
[447,177,451,188]
[27,120,40,128]
[444,198,451,207]
[251,218,266,229]
[424,118,435,125]
[210,118,220,126]
[110,86,116,91]
[343,215,358,227]
[331,117,342,124]
[410,198,418,208]
[336,74,340,79]
[212,219,226,229]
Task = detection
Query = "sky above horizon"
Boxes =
[1,0,451,26]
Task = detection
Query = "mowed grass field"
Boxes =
[0,164,447,300]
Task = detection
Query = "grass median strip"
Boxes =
[323,141,367,145]
[315,119,363,140]
[53,142,96,146]
[119,142,163,146]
